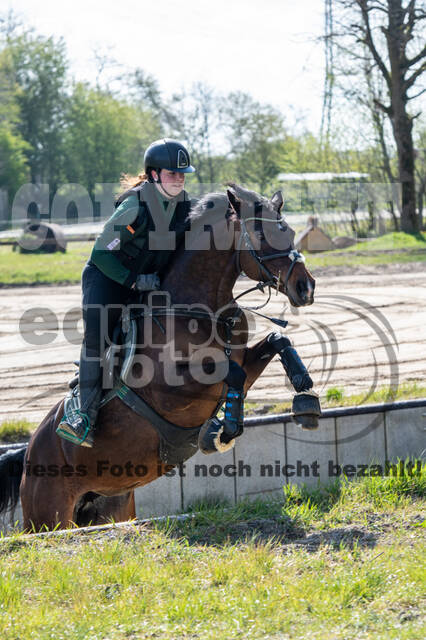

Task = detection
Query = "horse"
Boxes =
[0,183,317,531]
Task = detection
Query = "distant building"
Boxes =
[277,172,370,182]
[295,216,335,252]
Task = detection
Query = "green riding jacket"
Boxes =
[90,181,192,288]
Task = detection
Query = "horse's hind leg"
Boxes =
[73,491,136,527]
[20,475,77,532]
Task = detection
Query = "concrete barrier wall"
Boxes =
[135,401,426,518]
[2,401,425,530]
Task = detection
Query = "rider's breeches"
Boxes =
[80,262,129,413]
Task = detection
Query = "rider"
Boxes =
[57,139,195,447]
[56,138,246,448]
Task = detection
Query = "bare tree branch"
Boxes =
[405,59,426,89]
[373,97,392,115]
[405,0,417,36]
[407,86,426,100]
[405,42,426,69]
[332,0,422,231]
[356,0,392,92]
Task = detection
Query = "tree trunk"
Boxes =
[387,199,399,231]
[417,179,425,230]
[386,0,420,233]
[391,107,419,232]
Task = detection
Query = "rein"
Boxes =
[131,214,305,355]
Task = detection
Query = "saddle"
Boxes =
[64,309,231,464]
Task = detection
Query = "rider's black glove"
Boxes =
[134,272,160,292]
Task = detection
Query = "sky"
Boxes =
[8,0,326,134]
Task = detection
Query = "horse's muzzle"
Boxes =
[291,277,315,306]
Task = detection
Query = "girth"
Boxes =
[100,382,206,465]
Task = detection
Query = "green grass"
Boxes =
[322,381,426,408]
[306,231,426,270]
[326,386,345,402]
[0,232,425,285]
[0,419,35,443]
[0,241,91,285]
[246,381,426,416]
[344,231,426,251]
[1,470,424,639]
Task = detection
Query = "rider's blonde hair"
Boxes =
[119,171,149,191]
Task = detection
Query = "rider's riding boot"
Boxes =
[56,358,103,448]
[222,360,247,440]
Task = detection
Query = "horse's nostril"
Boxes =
[296,279,314,301]
[296,280,308,297]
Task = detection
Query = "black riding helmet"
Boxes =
[144,139,196,176]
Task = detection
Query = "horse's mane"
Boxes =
[186,184,273,224]
[167,183,292,277]
[187,192,229,222]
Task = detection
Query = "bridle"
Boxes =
[235,215,305,302]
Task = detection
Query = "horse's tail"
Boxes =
[0,447,26,514]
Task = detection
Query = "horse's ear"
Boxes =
[271,190,284,214]
[227,189,240,217]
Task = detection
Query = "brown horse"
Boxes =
[0,184,316,531]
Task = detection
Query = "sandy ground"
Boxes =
[0,266,425,425]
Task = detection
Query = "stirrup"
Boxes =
[56,412,94,447]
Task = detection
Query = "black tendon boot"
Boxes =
[56,357,103,448]
[267,333,313,392]
[222,360,247,440]
[267,332,321,429]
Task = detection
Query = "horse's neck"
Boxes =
[163,229,239,310]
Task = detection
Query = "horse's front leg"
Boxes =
[198,332,322,455]
[241,334,278,391]
[242,332,322,430]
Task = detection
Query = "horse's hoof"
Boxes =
[291,390,321,430]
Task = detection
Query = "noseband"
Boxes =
[235,216,305,295]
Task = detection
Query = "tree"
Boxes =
[168,83,225,186]
[63,82,161,201]
[333,0,426,232]
[130,74,225,185]
[3,31,68,192]
[0,44,30,203]
[346,53,402,229]
[0,125,30,200]
[414,124,426,227]
[221,92,286,192]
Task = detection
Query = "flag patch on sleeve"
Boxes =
[107,237,120,251]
